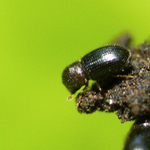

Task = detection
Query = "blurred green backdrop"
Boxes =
[0,0,150,150]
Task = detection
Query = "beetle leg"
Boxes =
[113,74,135,78]
[78,80,89,102]
[80,80,89,95]
[97,82,102,91]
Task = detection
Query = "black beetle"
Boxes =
[123,116,150,150]
[62,45,131,100]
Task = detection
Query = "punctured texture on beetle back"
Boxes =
[81,45,130,80]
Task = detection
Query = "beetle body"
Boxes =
[81,45,131,80]
[62,45,131,98]
[124,116,150,150]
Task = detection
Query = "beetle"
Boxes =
[62,45,131,100]
[123,116,150,150]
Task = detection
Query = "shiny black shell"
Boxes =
[123,117,150,150]
[81,45,131,80]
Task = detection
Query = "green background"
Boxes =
[0,1,150,150]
